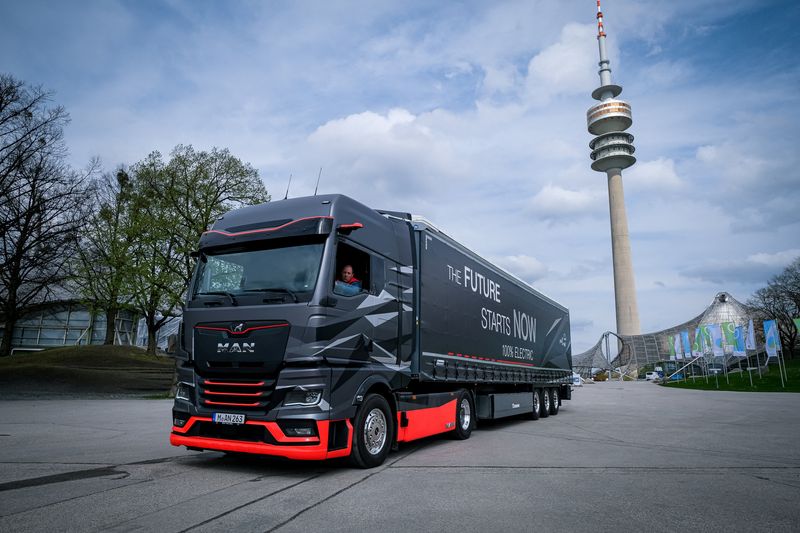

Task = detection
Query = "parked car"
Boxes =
[645,371,659,381]
[572,373,583,387]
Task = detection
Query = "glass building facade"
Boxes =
[1,301,138,351]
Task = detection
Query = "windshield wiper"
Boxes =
[196,291,239,306]
[242,287,299,303]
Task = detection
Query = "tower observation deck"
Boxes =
[587,0,641,336]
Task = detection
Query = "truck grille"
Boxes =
[198,377,276,411]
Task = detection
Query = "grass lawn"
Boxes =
[0,345,175,397]
[661,358,800,393]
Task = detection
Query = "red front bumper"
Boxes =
[170,416,352,460]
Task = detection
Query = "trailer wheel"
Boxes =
[528,389,540,420]
[549,388,560,416]
[538,388,550,418]
[451,390,474,440]
[349,394,393,468]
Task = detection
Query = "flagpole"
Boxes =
[777,333,787,386]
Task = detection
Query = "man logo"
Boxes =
[232,323,245,333]
[217,342,255,353]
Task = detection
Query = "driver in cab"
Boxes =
[334,264,363,296]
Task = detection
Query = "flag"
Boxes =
[700,325,715,355]
[681,330,691,358]
[733,326,746,357]
[764,320,779,358]
[707,324,724,357]
[691,327,704,357]
[721,322,736,354]
[746,319,756,350]
[674,334,683,360]
[794,317,800,334]
[668,335,676,360]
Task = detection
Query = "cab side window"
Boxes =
[370,255,386,296]
[334,242,370,296]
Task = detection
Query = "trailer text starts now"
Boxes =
[446,263,538,345]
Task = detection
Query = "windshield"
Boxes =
[192,242,324,305]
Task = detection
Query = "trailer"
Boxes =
[170,194,572,467]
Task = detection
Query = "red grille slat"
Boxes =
[203,380,265,387]
[205,390,263,397]
[204,399,261,407]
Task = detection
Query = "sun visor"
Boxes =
[199,216,334,249]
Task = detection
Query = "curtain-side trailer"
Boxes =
[170,194,572,468]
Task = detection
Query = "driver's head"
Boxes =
[341,265,354,283]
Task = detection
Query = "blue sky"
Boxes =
[3,0,799,352]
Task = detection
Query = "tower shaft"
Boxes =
[606,168,641,335]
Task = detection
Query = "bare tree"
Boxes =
[0,75,71,234]
[0,75,95,356]
[748,257,800,358]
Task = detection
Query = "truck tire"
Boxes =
[349,394,394,469]
[528,389,540,420]
[549,388,560,416]
[451,389,474,440]
[538,388,550,418]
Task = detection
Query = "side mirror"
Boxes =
[336,222,363,235]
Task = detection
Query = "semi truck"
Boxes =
[170,194,573,467]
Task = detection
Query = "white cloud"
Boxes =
[492,255,549,284]
[525,23,599,98]
[306,108,464,201]
[529,184,603,219]
[680,249,800,284]
[626,157,683,192]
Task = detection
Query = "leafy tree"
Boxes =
[748,257,800,358]
[148,144,269,284]
[0,74,94,356]
[129,146,268,354]
[72,169,139,344]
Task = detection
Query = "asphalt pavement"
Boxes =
[1,381,799,532]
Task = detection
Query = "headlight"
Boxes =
[175,382,194,402]
[283,387,323,407]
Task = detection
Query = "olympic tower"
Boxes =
[587,0,641,336]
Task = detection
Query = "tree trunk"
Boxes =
[1,317,16,357]
[104,308,118,345]
[147,327,158,356]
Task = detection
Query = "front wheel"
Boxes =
[450,389,474,440]
[350,394,394,468]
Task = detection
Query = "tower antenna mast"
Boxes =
[284,173,292,200]
[314,167,323,195]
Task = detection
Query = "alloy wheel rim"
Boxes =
[460,398,471,430]
[363,408,387,455]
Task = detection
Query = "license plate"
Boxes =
[213,412,245,425]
